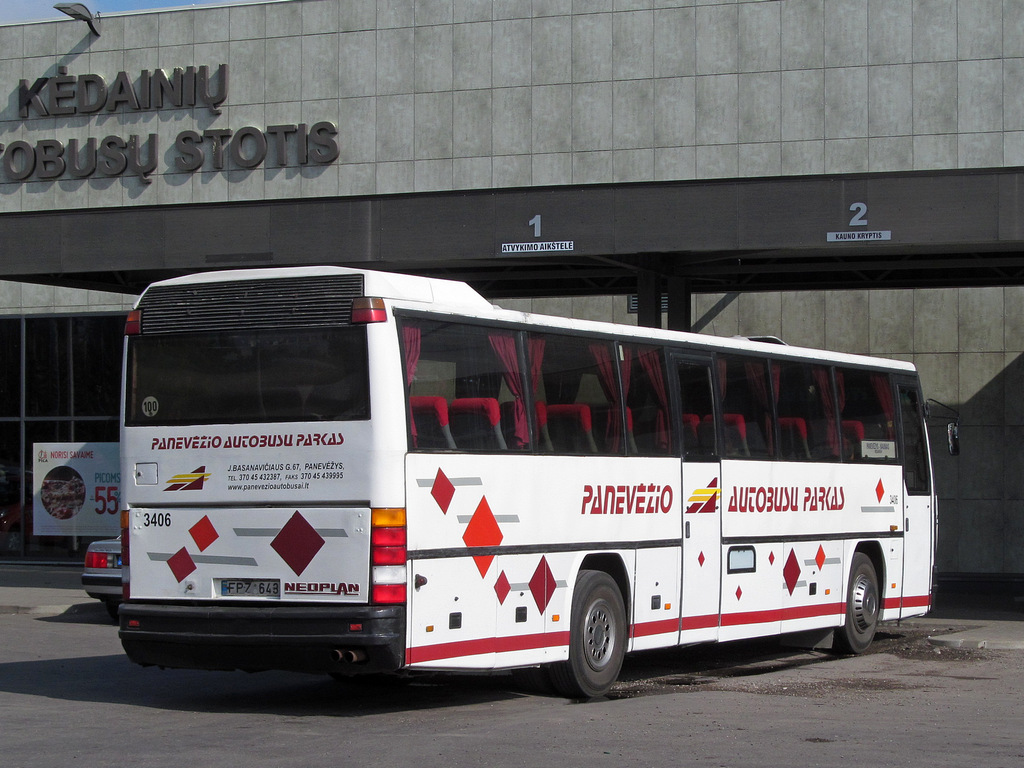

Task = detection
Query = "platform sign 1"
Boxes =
[32,443,120,537]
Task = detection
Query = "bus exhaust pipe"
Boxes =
[331,648,368,664]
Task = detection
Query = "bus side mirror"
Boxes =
[947,422,960,456]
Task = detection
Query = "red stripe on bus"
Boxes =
[902,594,931,607]
[885,594,931,610]
[682,614,720,631]
[407,595,931,664]
[406,631,571,665]
[631,618,680,638]
[721,602,845,627]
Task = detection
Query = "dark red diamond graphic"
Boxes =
[494,571,511,604]
[876,478,885,502]
[529,556,556,614]
[698,551,706,567]
[189,515,218,552]
[463,497,503,577]
[735,585,742,600]
[431,468,456,513]
[783,549,801,595]
[167,547,196,583]
[769,551,775,566]
[271,511,325,576]
[815,545,827,571]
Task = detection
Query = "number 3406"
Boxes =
[143,512,171,527]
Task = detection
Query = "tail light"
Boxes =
[351,297,387,324]
[120,508,131,601]
[370,508,406,604]
[124,309,142,336]
[85,551,115,569]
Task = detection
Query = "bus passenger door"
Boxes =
[896,380,935,617]
[673,354,722,644]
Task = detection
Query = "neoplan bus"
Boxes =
[118,267,940,698]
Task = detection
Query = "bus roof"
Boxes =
[142,266,916,373]
[141,265,495,313]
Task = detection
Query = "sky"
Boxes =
[0,0,227,24]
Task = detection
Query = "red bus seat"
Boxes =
[450,397,508,450]
[409,395,456,449]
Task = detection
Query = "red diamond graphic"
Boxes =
[698,551,706,567]
[783,549,801,595]
[735,585,743,600]
[769,551,775,566]
[463,497,503,577]
[271,511,325,576]
[529,556,556,614]
[815,545,827,571]
[189,515,218,552]
[167,547,196,583]
[431,468,456,513]
[876,478,885,503]
[494,571,511,604]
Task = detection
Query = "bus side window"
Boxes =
[400,319,530,452]
[529,333,623,455]
[898,385,931,494]
[622,343,673,456]
[676,360,717,460]
[718,355,774,459]
[836,368,898,463]
[774,361,840,461]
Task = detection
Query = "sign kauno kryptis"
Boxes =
[2,64,339,183]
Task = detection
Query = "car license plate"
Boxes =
[219,578,280,597]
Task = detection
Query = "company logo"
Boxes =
[685,478,720,514]
[164,466,211,492]
[284,582,360,596]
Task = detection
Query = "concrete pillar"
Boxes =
[637,270,662,328]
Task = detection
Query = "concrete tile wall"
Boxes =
[0,281,136,314]
[498,283,1024,576]
[4,0,1024,211]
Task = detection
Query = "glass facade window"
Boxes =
[0,314,124,560]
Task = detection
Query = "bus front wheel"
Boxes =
[834,552,880,654]
[550,570,627,699]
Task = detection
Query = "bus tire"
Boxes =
[834,552,880,654]
[549,570,626,699]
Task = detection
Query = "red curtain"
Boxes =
[870,373,896,439]
[637,347,670,452]
[588,342,622,451]
[812,366,839,457]
[489,332,529,448]
[402,325,422,444]
[744,360,774,454]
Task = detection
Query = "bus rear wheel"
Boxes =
[549,570,626,699]
[834,552,880,654]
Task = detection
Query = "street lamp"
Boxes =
[53,3,101,36]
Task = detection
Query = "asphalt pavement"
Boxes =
[0,563,1022,649]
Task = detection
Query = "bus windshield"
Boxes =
[125,326,370,426]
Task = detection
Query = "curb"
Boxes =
[0,604,77,617]
[926,634,1024,651]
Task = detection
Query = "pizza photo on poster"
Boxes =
[40,465,86,520]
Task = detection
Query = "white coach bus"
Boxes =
[118,267,940,698]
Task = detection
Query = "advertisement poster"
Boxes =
[32,443,120,537]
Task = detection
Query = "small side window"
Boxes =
[727,546,756,574]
